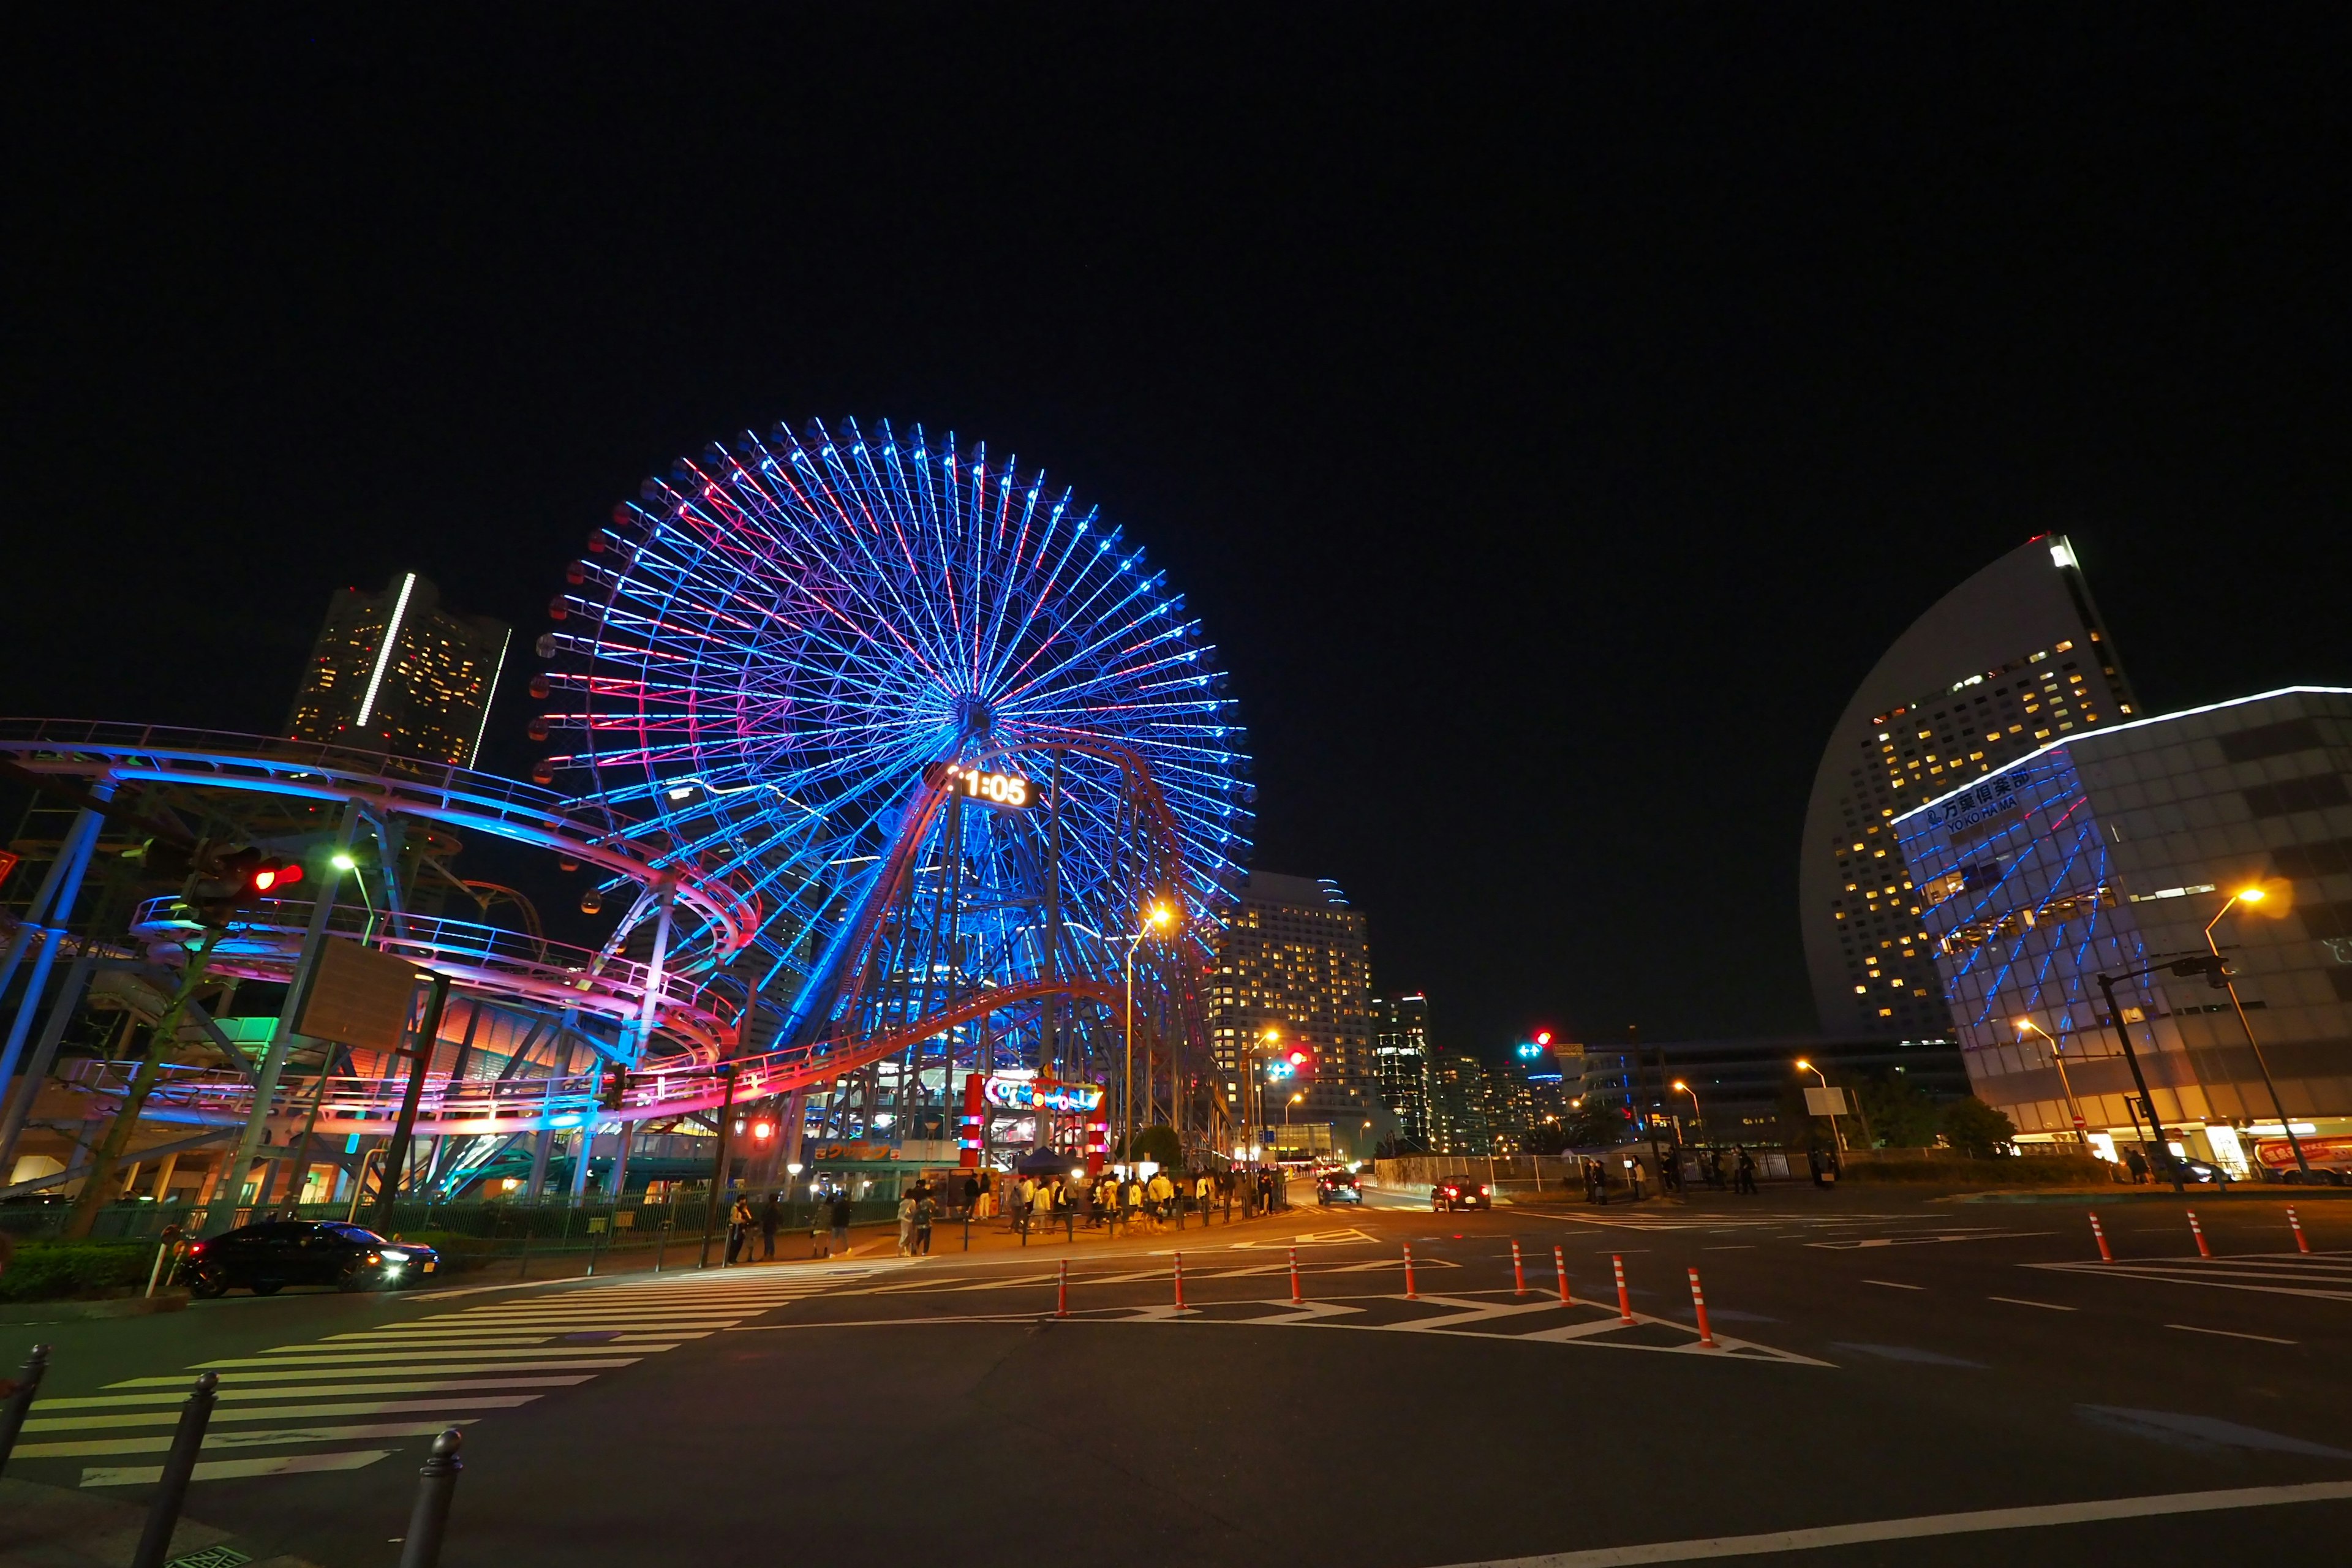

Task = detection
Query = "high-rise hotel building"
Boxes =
[1208,872,1373,1126]
[287,573,511,766]
[1369,993,1433,1148]
[1800,537,2136,1036]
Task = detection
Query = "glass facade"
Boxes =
[287,572,511,766]
[1898,687,2352,1176]
[1369,993,1433,1148]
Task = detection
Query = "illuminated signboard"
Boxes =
[980,1077,1104,1114]
[926,763,1037,811]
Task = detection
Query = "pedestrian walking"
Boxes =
[914,1190,935,1255]
[897,1191,917,1255]
[759,1190,780,1260]
[828,1189,853,1256]
[1146,1168,1175,1232]
[1625,1158,1645,1202]
[726,1193,755,1264]
[1735,1147,1757,1195]
[962,1173,981,1219]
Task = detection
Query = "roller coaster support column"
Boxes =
[0,952,99,1178]
[211,803,362,1231]
[374,971,451,1231]
[0,783,112,1133]
[65,926,224,1238]
[699,1064,739,1267]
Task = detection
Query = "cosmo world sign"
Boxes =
[981,1077,1106,1114]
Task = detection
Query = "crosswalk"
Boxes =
[2027,1250,2352,1302]
[24,1262,890,1488]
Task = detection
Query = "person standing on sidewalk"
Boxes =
[726,1193,755,1264]
[759,1190,780,1261]
[896,1191,917,1255]
[914,1188,935,1255]
[828,1189,853,1256]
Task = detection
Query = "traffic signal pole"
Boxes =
[375,973,451,1232]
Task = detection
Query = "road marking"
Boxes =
[2029,1256,2352,1302]
[1809,1233,2046,1250]
[24,1396,537,1431]
[1701,1246,1754,1251]
[18,1420,475,1460]
[1987,1297,2076,1312]
[81,1449,391,1488]
[153,1357,643,1381]
[2165,1324,2298,1346]
[1420,1480,2352,1566]
[1860,1280,1922,1291]
[42,1378,590,1408]
[203,1348,664,1368]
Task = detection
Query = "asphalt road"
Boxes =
[10,1183,2352,1567]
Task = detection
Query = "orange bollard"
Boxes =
[1512,1239,1528,1297]
[2188,1209,2211,1259]
[1174,1251,1186,1311]
[1687,1266,1717,1348]
[2290,1206,2310,1254]
[1554,1244,1571,1306]
[1057,1259,1068,1318]
[1404,1242,1418,1299]
[2089,1211,2113,1262]
[1290,1246,1302,1304]
[1611,1253,1634,1324]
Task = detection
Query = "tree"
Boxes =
[1854,1072,1942,1148]
[1940,1096,2018,1158]
[1562,1096,1627,1149]
[1121,1124,1182,1169]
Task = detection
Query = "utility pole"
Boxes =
[375,973,451,1232]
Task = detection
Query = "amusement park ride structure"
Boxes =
[0,418,1254,1215]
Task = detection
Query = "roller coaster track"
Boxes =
[67,974,1119,1136]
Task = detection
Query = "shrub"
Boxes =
[0,1240,152,1302]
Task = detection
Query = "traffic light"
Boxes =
[1273,1046,1317,1081]
[185,846,306,926]
[599,1063,629,1110]
[2167,954,2233,990]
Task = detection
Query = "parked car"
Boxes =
[184,1221,439,1298]
[1431,1178,1491,1212]
[1316,1170,1363,1205]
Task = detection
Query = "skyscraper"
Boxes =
[1369,993,1433,1149]
[1208,872,1373,1128]
[287,573,511,766]
[1800,537,2135,1036]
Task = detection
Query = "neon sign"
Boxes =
[927,763,1036,810]
[981,1077,1104,1114]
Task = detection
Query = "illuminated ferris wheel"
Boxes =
[535,417,1252,1057]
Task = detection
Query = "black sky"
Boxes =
[7,9,2350,1058]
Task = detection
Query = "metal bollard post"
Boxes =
[653,1217,669,1274]
[1511,1239,1528,1296]
[1553,1244,1571,1306]
[395,1427,466,1568]
[2088,1211,2112,1262]
[1611,1253,1634,1324]
[2289,1206,2310,1254]
[2188,1209,2211,1258]
[129,1372,219,1568]
[1,1343,51,1476]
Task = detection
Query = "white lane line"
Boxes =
[24,1396,537,1432]
[1861,1280,1923,1291]
[81,1449,391,1487]
[18,1419,474,1460]
[196,1351,655,1370]
[2166,1324,2299,1346]
[1419,1479,2352,1567]
[288,1333,701,1349]
[151,1357,641,1382]
[1987,1297,2076,1312]
[42,1378,590,1408]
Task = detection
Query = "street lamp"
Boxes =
[2205,883,2307,1180]
[2013,1018,2090,1148]
[1793,1058,1855,1152]
[1123,902,1174,1174]
[330,850,377,944]
[1670,1079,1703,1142]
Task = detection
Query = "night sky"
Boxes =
[9,10,2349,1057]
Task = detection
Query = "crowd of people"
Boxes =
[714,1163,1295,1262]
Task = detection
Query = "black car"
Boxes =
[1316,1171,1363,1205]
[1431,1178,1491,1212]
[184,1221,440,1297]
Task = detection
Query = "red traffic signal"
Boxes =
[187,847,306,925]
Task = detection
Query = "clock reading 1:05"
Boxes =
[924,763,1039,811]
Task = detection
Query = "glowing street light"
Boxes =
[2013,1017,2090,1148]
[1122,902,1176,1174]
[1793,1058,1856,1151]
[1670,1079,1703,1141]
[2206,882,2306,1178]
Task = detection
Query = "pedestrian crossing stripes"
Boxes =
[26,1261,895,1488]
[2027,1250,2352,1302]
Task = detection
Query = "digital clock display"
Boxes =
[927,763,1038,811]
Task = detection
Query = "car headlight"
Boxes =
[380,1250,410,1262]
